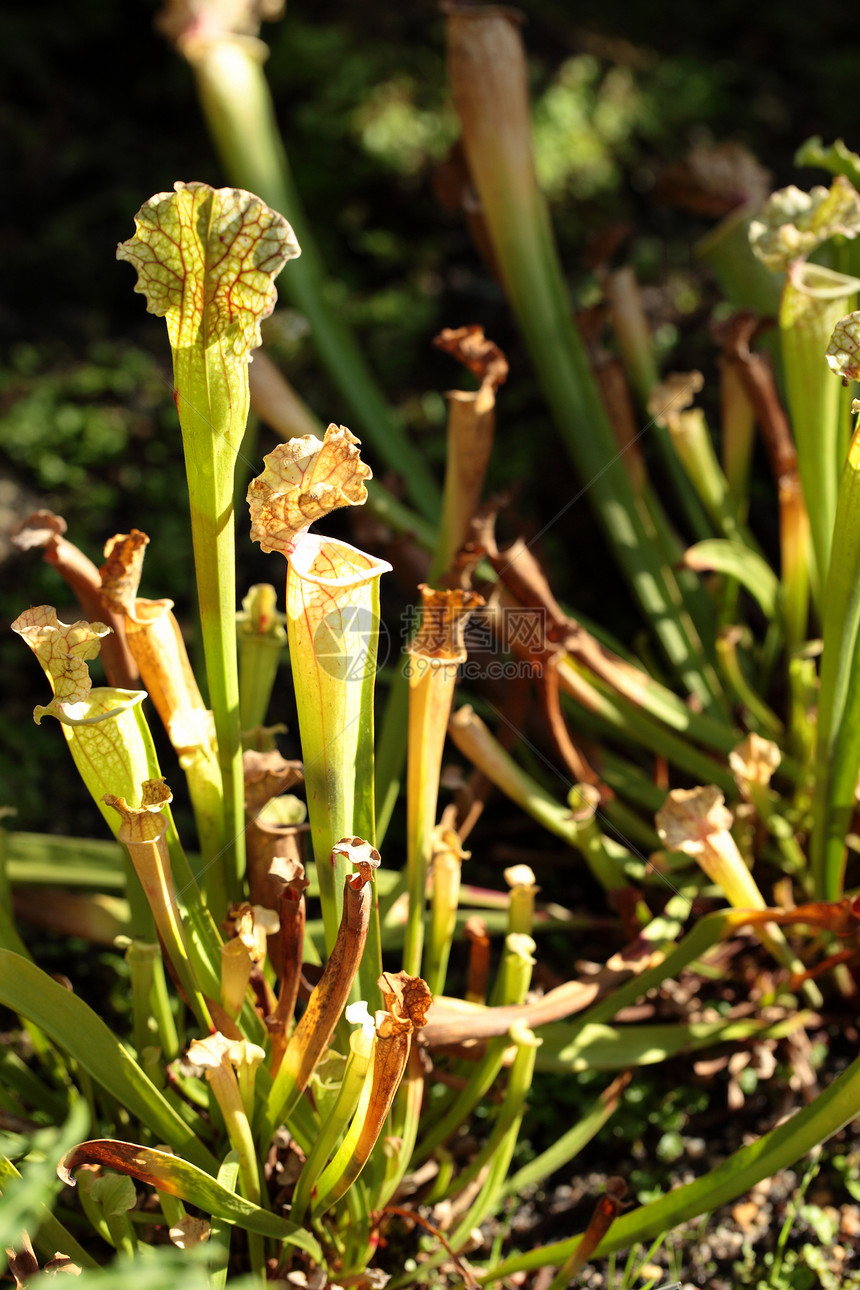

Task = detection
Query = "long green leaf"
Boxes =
[3,831,148,888]
[682,539,781,620]
[58,1141,321,1262]
[536,1015,809,1072]
[209,1152,240,1290]
[557,662,740,792]
[0,1048,69,1121]
[0,951,216,1172]
[0,892,30,959]
[503,1074,628,1196]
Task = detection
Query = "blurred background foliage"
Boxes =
[2,0,859,830]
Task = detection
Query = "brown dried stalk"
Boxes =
[432,325,508,578]
[717,312,798,481]
[421,932,657,1051]
[262,841,379,1136]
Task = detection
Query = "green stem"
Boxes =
[105,1211,138,1259]
[597,749,665,813]
[780,476,812,662]
[811,417,860,898]
[163,823,223,1001]
[424,841,463,996]
[715,629,784,736]
[558,640,740,756]
[558,662,741,792]
[604,266,658,405]
[503,1073,629,1195]
[599,796,659,852]
[209,1067,261,1207]
[290,1031,371,1226]
[412,937,533,1166]
[668,409,759,550]
[404,656,460,976]
[127,940,158,1058]
[448,705,606,857]
[209,1153,239,1290]
[389,1029,540,1290]
[787,653,817,783]
[374,668,410,848]
[237,583,286,733]
[447,1027,539,1240]
[720,357,757,511]
[377,1047,425,1208]
[567,785,629,892]
[183,464,245,904]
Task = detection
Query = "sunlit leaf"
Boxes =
[58,1141,320,1261]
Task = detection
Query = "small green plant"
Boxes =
[604,1234,674,1290]
[731,1153,860,1290]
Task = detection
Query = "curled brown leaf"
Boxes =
[433,325,508,390]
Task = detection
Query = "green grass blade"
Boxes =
[27,1247,264,1290]
[4,832,126,889]
[503,1074,628,1196]
[557,663,740,790]
[209,1152,240,1290]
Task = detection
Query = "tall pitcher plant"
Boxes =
[747,172,860,898]
[248,426,392,1000]
[117,181,300,904]
[117,179,393,992]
